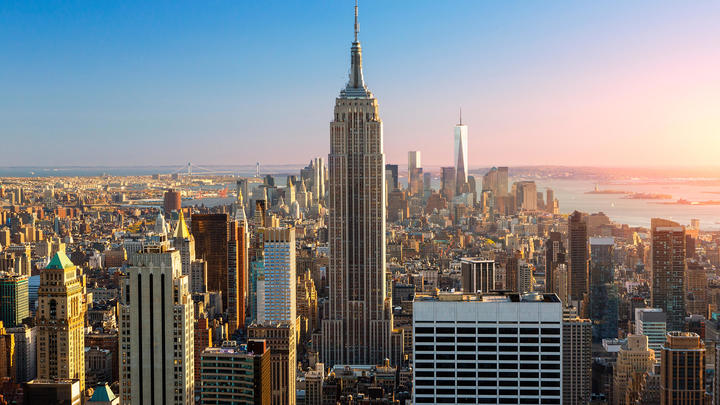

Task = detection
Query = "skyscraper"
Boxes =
[192,213,231,306]
[228,220,247,333]
[460,258,495,293]
[248,323,296,405]
[173,210,195,276]
[423,172,432,199]
[685,261,707,316]
[257,227,296,325]
[454,113,468,194]
[515,181,538,211]
[384,164,399,191]
[119,246,194,405]
[440,166,456,201]
[163,188,182,213]
[497,166,509,197]
[199,340,271,405]
[568,211,589,305]
[651,218,686,331]
[0,274,29,328]
[413,292,562,405]
[322,3,393,366]
[590,237,618,342]
[36,252,86,392]
[660,332,705,405]
[546,188,555,213]
[545,232,566,296]
[562,316,592,405]
[635,308,667,363]
[612,335,656,405]
[312,157,325,200]
[408,151,422,195]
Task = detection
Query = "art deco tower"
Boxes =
[36,252,86,392]
[321,3,393,366]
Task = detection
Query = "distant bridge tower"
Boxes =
[255,162,260,178]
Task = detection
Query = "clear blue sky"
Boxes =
[2,1,719,168]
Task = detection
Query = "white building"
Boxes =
[635,308,666,363]
[119,247,194,404]
[257,227,296,325]
[413,292,562,405]
[454,120,469,193]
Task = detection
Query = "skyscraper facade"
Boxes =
[199,340,271,405]
[651,218,686,331]
[546,188,556,213]
[191,213,231,306]
[562,316,592,405]
[413,292,562,405]
[163,189,182,213]
[321,4,393,366]
[612,335,656,405]
[660,332,705,405]
[460,258,495,294]
[635,308,667,363]
[454,118,469,194]
[545,232,566,296]
[258,227,296,325]
[248,323,296,405]
[440,166,456,201]
[590,237,618,342]
[385,164,399,191]
[228,220,247,333]
[515,181,538,211]
[36,252,86,392]
[119,247,195,405]
[497,167,509,197]
[408,151,423,195]
[0,274,29,328]
[568,211,589,305]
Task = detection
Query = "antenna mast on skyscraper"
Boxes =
[459,107,462,125]
[354,0,359,42]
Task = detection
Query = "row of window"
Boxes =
[415,345,560,353]
[415,396,560,404]
[416,371,560,379]
[416,327,560,335]
[416,378,560,386]
[416,336,560,343]
[416,353,560,361]
[416,362,560,370]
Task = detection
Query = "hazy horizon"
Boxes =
[2,1,719,167]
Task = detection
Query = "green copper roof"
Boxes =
[46,251,74,270]
[89,384,117,402]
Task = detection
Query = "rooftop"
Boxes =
[89,383,117,402]
[415,291,561,303]
[46,251,75,270]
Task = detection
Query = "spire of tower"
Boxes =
[459,107,462,125]
[354,0,359,42]
[346,0,366,92]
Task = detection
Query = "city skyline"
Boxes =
[2,2,720,404]
[2,1,720,167]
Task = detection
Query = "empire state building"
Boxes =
[321,3,393,366]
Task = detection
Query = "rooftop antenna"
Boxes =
[354,0,359,42]
[459,107,462,125]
